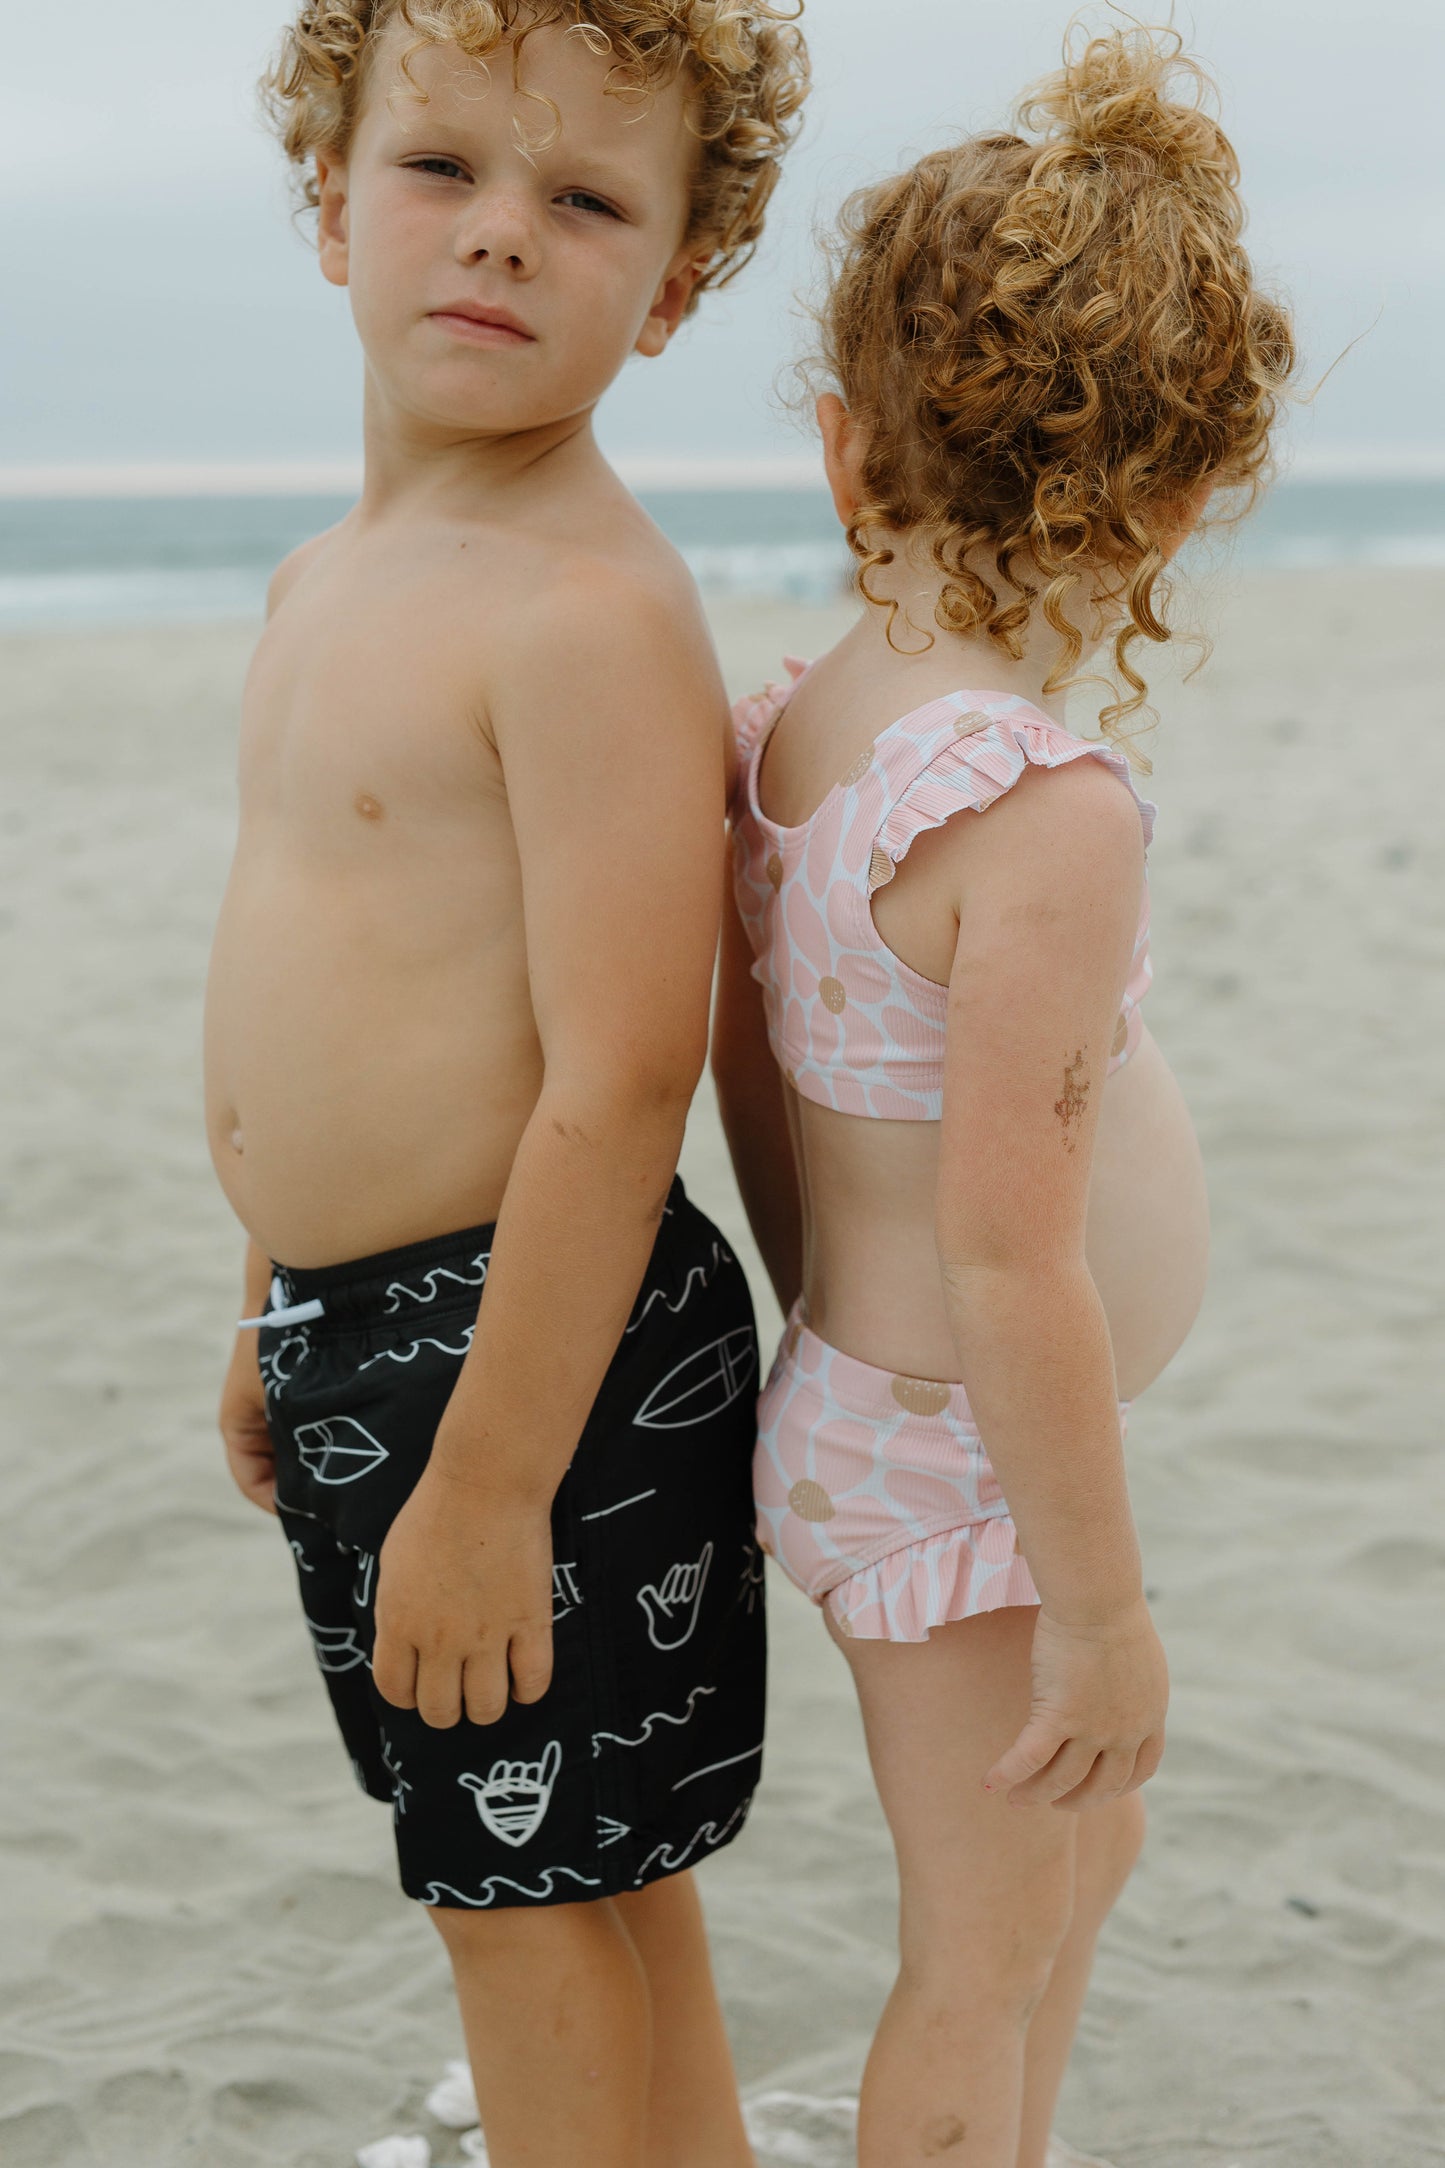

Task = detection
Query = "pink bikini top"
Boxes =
[731,661,1157,1122]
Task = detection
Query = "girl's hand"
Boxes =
[373,1467,555,1731]
[985,1597,1168,1811]
[219,1336,278,1515]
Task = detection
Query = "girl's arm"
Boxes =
[932,759,1167,1809]
[712,844,804,1316]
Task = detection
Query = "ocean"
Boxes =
[1,477,1443,632]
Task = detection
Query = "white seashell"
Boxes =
[356,2137,431,2168]
[424,2058,480,2130]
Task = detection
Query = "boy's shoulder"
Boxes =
[487,501,718,708]
[265,521,345,619]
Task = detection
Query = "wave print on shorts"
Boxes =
[358,1326,476,1372]
[591,1684,717,1756]
[421,1866,603,1908]
[626,1242,731,1333]
[631,1797,751,1884]
[383,1253,491,1313]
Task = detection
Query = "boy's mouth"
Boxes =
[429,302,536,348]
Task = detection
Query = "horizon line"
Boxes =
[2,445,1444,500]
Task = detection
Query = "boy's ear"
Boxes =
[315,153,351,289]
[635,248,711,359]
[818,393,863,527]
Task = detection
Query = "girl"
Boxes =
[715,27,1293,2168]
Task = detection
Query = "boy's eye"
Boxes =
[406,157,468,180]
[557,190,621,219]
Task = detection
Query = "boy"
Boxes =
[208,6,808,2163]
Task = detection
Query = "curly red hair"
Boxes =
[816,24,1295,741]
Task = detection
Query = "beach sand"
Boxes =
[2,569,1442,2168]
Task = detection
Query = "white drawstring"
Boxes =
[239,1273,326,1331]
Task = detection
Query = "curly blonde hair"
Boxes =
[817,23,1295,741]
[262,0,809,306]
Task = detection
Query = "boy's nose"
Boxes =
[455,188,538,276]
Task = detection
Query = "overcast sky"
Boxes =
[3,0,1442,470]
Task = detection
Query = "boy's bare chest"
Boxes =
[239,577,509,865]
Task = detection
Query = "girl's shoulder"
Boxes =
[894,704,1156,847]
[732,655,811,763]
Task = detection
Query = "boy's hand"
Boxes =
[985,1597,1168,1811]
[374,1465,555,1730]
[219,1336,278,1515]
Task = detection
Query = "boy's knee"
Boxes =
[428,1895,614,1967]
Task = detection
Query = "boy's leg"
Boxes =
[431,1897,651,2168]
[1014,1793,1145,2168]
[836,1605,1080,2168]
[613,1872,754,2168]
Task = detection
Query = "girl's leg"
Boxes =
[1015,1794,1146,2168]
[430,1897,650,2168]
[613,1871,754,2168]
[836,1605,1079,2168]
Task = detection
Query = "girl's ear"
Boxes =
[315,154,351,289]
[1158,474,1216,562]
[636,249,710,359]
[818,392,862,528]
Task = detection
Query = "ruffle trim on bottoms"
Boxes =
[824,1518,1041,1644]
[869,715,1157,896]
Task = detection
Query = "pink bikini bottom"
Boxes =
[756,1305,1129,1644]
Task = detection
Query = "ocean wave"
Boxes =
[2,497,1443,632]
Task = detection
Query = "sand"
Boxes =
[1,568,1442,2168]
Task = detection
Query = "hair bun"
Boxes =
[1017,24,1234,182]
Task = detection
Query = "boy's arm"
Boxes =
[372,572,729,1732]
[712,851,803,1315]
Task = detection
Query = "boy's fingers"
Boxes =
[223,1438,279,1515]
[983,1721,1065,1797]
[508,1627,554,1707]
[462,1653,512,1728]
[374,1637,419,1712]
[415,1654,464,1731]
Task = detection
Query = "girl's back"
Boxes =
[732,624,1210,1403]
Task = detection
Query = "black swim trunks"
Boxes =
[259,1181,766,1910]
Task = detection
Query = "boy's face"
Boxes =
[316,18,704,437]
